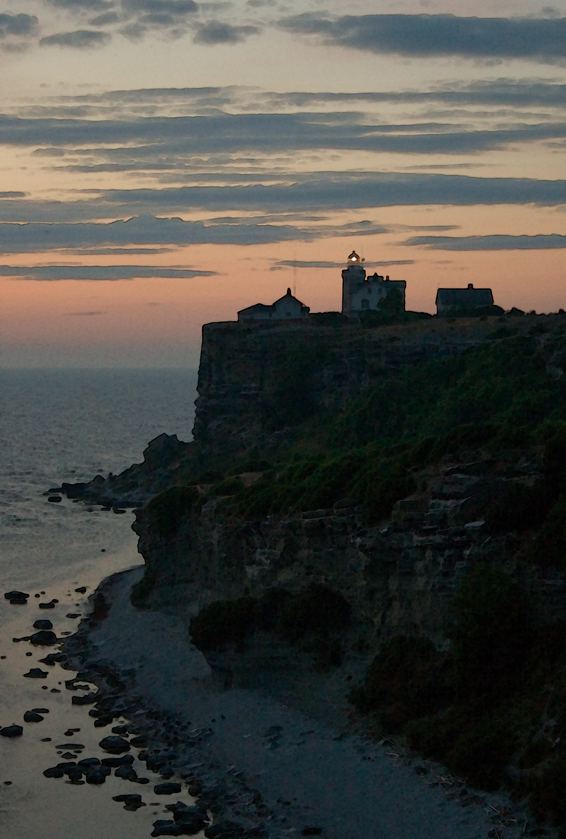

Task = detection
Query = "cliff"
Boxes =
[69,310,566,825]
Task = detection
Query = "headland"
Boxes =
[63,305,566,838]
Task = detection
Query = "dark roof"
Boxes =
[436,286,493,308]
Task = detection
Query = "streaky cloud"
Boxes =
[404,233,566,250]
[279,13,566,63]
[40,29,111,47]
[193,20,261,44]
[0,263,216,280]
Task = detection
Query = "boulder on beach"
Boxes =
[99,735,130,754]
[0,725,23,738]
[29,630,57,646]
[24,711,44,723]
[101,754,134,767]
[154,782,182,795]
[33,619,53,630]
[43,766,64,778]
[84,764,111,784]
[151,821,181,837]
[4,591,29,601]
[24,668,48,679]
[112,793,146,811]
[115,764,138,781]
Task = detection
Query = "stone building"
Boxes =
[237,288,310,322]
[436,283,494,315]
[341,251,406,315]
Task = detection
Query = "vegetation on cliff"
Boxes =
[138,313,566,829]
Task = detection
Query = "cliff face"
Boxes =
[134,448,566,650]
[192,317,508,460]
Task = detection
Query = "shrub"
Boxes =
[349,636,453,729]
[145,486,200,537]
[189,597,258,652]
[130,569,156,609]
[446,564,531,695]
[277,584,351,642]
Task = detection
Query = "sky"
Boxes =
[3,2,566,365]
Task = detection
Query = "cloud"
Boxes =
[404,233,566,250]
[64,310,107,315]
[0,13,39,39]
[279,14,566,63]
[98,173,566,213]
[47,0,113,9]
[193,20,261,44]
[0,215,319,252]
[0,213,390,253]
[40,29,111,47]
[273,259,414,269]
[9,107,566,161]
[0,263,217,279]
[122,0,198,15]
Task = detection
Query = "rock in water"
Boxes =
[115,764,138,781]
[23,711,44,723]
[23,668,48,679]
[84,765,111,785]
[151,821,181,837]
[43,767,64,778]
[154,782,182,795]
[101,754,134,767]
[4,591,29,601]
[33,619,53,630]
[99,735,130,753]
[112,793,146,811]
[29,630,57,646]
[0,725,23,738]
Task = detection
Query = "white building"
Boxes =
[238,288,310,322]
[341,251,406,315]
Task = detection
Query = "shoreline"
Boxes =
[65,568,534,839]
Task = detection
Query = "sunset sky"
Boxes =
[2,1,566,365]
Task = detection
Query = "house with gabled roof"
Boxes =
[237,288,310,322]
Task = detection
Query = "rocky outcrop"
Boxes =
[134,449,566,661]
[193,317,514,460]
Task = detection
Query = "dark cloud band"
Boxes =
[279,14,566,63]
[404,233,566,250]
[0,263,216,280]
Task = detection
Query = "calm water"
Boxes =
[0,368,198,838]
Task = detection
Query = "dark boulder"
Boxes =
[78,758,101,768]
[24,668,48,679]
[33,619,53,630]
[152,821,181,837]
[0,725,23,738]
[4,591,29,601]
[72,693,98,705]
[112,793,146,811]
[29,630,57,646]
[101,754,134,767]
[43,766,64,778]
[38,652,66,665]
[99,735,130,753]
[115,764,138,781]
[24,711,44,723]
[154,782,182,795]
[204,822,247,838]
[84,764,111,784]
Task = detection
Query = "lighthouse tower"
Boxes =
[341,251,366,314]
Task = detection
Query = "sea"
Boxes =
[0,368,199,839]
